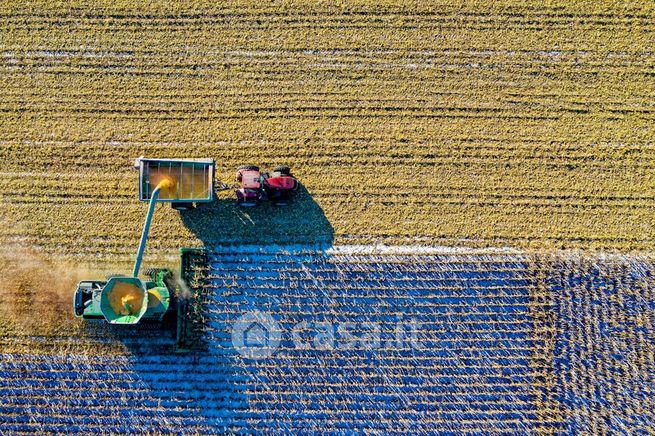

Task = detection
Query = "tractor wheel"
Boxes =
[143,267,162,276]
[237,165,259,172]
[273,165,291,176]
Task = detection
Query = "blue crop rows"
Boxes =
[204,250,544,433]
[1,247,653,433]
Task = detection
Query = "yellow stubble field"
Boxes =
[1,0,655,267]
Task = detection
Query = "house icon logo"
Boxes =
[231,311,282,360]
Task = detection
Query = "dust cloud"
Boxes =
[0,245,97,334]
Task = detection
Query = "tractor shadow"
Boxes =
[179,184,334,247]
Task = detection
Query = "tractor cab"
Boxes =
[262,166,298,205]
[235,165,263,206]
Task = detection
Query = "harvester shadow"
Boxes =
[89,184,335,430]
[88,314,180,354]
[180,184,334,247]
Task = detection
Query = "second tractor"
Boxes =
[235,164,299,206]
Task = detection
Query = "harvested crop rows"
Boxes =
[1,246,654,433]
[2,1,655,262]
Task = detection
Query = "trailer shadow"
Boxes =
[179,184,334,247]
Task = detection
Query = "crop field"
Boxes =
[2,0,655,262]
[1,246,654,433]
[1,0,655,434]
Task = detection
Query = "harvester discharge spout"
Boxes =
[132,177,175,278]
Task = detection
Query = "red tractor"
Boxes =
[235,165,299,206]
